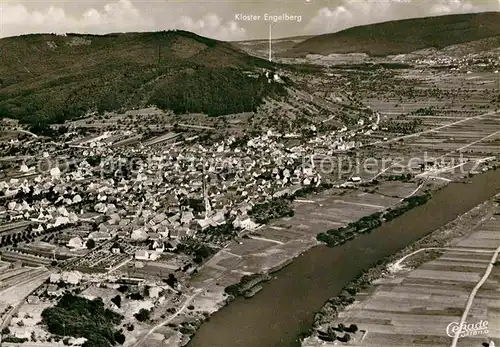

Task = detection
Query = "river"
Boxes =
[188,169,500,347]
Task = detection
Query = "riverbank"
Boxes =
[303,193,500,346]
[303,192,500,345]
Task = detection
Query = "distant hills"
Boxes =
[233,35,313,59]
[0,30,282,129]
[283,12,500,57]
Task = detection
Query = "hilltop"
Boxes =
[283,12,500,57]
[0,30,283,129]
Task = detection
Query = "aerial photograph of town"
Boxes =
[0,0,499,346]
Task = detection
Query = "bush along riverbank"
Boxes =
[223,257,297,301]
[316,192,431,247]
[224,273,272,300]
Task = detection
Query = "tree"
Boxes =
[338,333,351,343]
[86,239,96,249]
[114,331,126,345]
[337,323,345,332]
[125,324,134,331]
[117,285,128,294]
[327,326,337,340]
[165,274,177,288]
[134,309,151,322]
[128,292,144,301]
[111,295,121,308]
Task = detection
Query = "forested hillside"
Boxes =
[0,30,283,129]
[284,12,500,57]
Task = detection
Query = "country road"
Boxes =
[132,291,200,347]
[450,245,500,347]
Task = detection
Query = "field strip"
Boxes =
[221,249,243,258]
[333,200,385,209]
[415,162,468,178]
[369,109,499,146]
[450,245,500,347]
[400,182,424,201]
[454,129,500,152]
[369,113,499,183]
[106,256,132,274]
[433,129,500,162]
[389,247,496,272]
[248,235,284,245]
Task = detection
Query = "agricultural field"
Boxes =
[305,208,500,347]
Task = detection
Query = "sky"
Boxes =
[1,0,499,40]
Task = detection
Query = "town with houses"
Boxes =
[0,103,379,345]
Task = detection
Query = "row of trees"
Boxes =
[381,118,423,134]
[0,222,75,248]
[384,173,414,182]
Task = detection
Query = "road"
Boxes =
[415,161,469,179]
[132,291,200,347]
[132,237,239,346]
[13,129,38,138]
[400,182,425,202]
[450,245,500,347]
